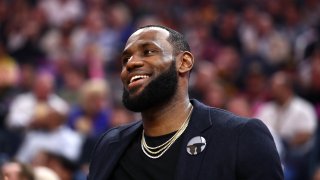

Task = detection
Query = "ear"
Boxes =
[177,51,194,74]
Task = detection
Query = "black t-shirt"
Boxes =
[110,130,184,180]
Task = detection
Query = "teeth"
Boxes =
[130,75,149,83]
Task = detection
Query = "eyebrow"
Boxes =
[141,42,160,49]
[121,50,130,57]
[122,41,162,55]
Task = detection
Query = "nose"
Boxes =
[125,55,144,71]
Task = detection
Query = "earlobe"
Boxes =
[178,51,194,74]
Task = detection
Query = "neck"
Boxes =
[141,95,191,137]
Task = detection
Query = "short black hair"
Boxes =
[137,25,191,54]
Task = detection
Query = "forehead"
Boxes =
[124,27,171,50]
[2,162,21,172]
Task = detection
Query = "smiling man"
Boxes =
[88,25,283,180]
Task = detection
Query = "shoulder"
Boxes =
[205,107,283,179]
[209,105,268,133]
[12,92,34,102]
[93,120,142,149]
[291,97,315,112]
[218,109,271,140]
[192,99,270,137]
[9,93,35,109]
[103,120,142,137]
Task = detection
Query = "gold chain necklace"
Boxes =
[141,104,193,159]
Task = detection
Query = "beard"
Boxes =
[122,61,178,112]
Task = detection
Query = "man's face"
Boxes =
[33,73,54,100]
[270,74,288,104]
[120,28,178,112]
[1,162,21,180]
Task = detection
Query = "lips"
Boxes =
[130,75,149,84]
[127,74,150,90]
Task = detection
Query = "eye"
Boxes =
[121,55,131,65]
[143,49,155,56]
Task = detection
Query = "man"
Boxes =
[88,25,283,180]
[256,71,317,180]
[6,71,69,130]
[257,71,317,149]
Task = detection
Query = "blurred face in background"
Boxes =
[33,73,54,100]
[80,79,109,115]
[1,162,33,180]
[270,72,291,104]
[311,50,320,90]
[203,81,226,108]
[83,91,107,115]
[1,162,21,180]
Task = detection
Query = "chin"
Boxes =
[127,87,144,98]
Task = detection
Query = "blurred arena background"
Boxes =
[0,0,320,179]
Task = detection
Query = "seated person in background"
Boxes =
[67,78,112,173]
[0,42,19,129]
[110,104,137,128]
[15,101,83,167]
[6,71,68,130]
[67,78,112,138]
[256,71,317,180]
[35,152,79,180]
[1,160,34,180]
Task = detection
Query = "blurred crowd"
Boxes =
[0,0,320,179]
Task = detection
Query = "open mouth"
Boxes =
[129,75,150,85]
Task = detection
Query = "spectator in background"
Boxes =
[1,160,34,180]
[43,152,80,180]
[189,61,219,101]
[242,12,290,68]
[184,25,220,63]
[0,43,20,157]
[38,0,83,28]
[301,0,320,27]
[4,0,46,65]
[0,43,19,129]
[0,43,19,89]
[298,42,320,111]
[107,3,133,42]
[67,78,111,138]
[240,59,271,116]
[110,104,137,128]
[203,81,227,109]
[67,78,112,174]
[302,41,320,180]
[226,95,252,118]
[71,9,118,65]
[214,46,241,90]
[256,71,317,180]
[15,100,83,168]
[239,4,259,54]
[281,2,306,46]
[40,20,77,64]
[57,64,86,106]
[212,10,242,52]
[17,64,36,93]
[6,71,68,130]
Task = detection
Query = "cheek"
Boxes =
[153,59,174,74]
